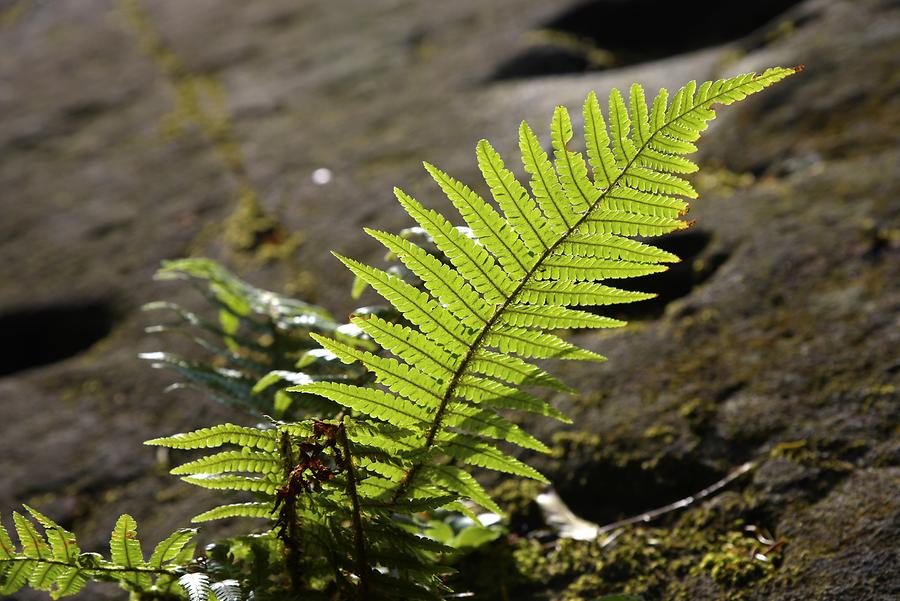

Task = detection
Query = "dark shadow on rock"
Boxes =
[555,445,726,525]
[604,229,728,320]
[490,0,806,80]
[0,300,115,376]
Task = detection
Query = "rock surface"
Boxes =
[0,0,897,599]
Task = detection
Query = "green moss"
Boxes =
[122,0,306,272]
[695,533,774,588]
[769,439,855,474]
[221,189,304,263]
[486,490,784,600]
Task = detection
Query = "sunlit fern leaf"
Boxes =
[211,579,243,601]
[109,515,150,590]
[22,506,79,563]
[148,529,197,567]
[145,423,278,451]
[169,449,281,476]
[181,474,279,495]
[191,503,273,524]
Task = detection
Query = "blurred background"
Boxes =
[1,0,897,599]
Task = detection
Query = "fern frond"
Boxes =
[556,232,680,263]
[425,162,531,278]
[300,69,796,537]
[499,303,625,330]
[211,579,242,601]
[125,67,794,601]
[520,121,576,231]
[476,139,553,254]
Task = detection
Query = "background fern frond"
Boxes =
[144,258,375,419]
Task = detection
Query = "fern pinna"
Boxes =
[2,68,796,601]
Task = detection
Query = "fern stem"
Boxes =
[338,416,370,599]
[390,77,771,503]
[0,558,179,577]
[275,431,304,593]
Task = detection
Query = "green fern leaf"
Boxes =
[180,474,277,495]
[579,209,688,237]
[394,188,516,302]
[438,433,548,482]
[22,506,79,563]
[291,381,431,426]
[425,465,502,516]
[365,228,492,328]
[109,515,151,590]
[443,402,549,450]
[145,424,278,452]
[335,255,474,350]
[484,325,605,361]
[48,567,87,598]
[211,579,242,601]
[519,121,576,230]
[476,139,553,254]
[583,91,621,188]
[297,70,796,541]
[311,333,444,407]
[424,161,531,277]
[455,374,567,422]
[518,280,656,307]
[500,303,624,330]
[148,529,197,568]
[466,348,572,392]
[178,572,211,601]
[555,232,679,263]
[1,559,36,595]
[191,503,273,523]
[169,449,280,476]
[12,512,51,561]
[602,186,689,217]
[0,521,15,560]
[537,255,667,281]
[351,314,457,380]
[551,106,599,214]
